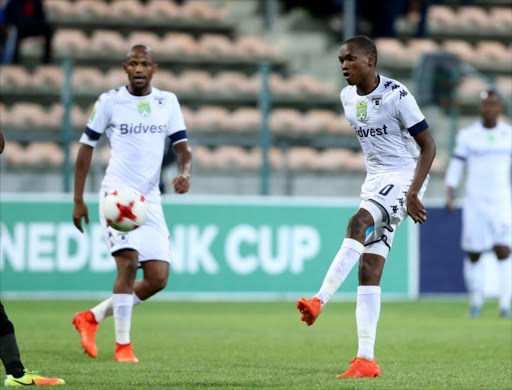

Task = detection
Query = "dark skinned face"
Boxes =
[480,94,501,126]
[338,42,378,94]
[123,47,158,96]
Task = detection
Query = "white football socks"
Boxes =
[463,257,484,308]
[498,256,511,311]
[91,292,143,323]
[356,285,381,360]
[113,293,134,345]
[314,238,363,308]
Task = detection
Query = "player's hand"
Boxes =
[406,192,427,224]
[445,197,456,213]
[172,173,190,194]
[73,200,89,233]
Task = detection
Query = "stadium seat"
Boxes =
[287,147,318,171]
[457,77,489,103]
[146,0,183,20]
[104,68,128,89]
[225,108,261,133]
[3,142,26,166]
[457,6,490,29]
[374,38,407,63]
[196,34,236,57]
[160,33,198,56]
[74,0,110,18]
[72,67,105,91]
[89,30,126,53]
[110,0,145,19]
[193,106,231,131]
[316,148,353,171]
[475,41,510,64]
[496,76,512,99]
[9,103,47,127]
[53,29,90,54]
[442,40,475,63]
[235,35,278,58]
[489,7,512,31]
[180,1,228,21]
[343,151,366,172]
[428,5,459,30]
[32,65,64,88]
[270,109,305,135]
[45,0,75,18]
[25,142,64,167]
[125,32,161,52]
[0,65,32,87]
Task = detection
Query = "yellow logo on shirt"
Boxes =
[356,101,367,120]
[138,101,151,117]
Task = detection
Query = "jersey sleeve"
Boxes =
[444,130,468,189]
[79,92,111,147]
[393,87,428,136]
[167,94,188,145]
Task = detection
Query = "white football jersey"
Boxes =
[445,120,512,201]
[340,75,428,175]
[80,86,187,201]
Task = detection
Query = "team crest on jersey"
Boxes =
[372,95,382,110]
[137,101,151,117]
[356,101,367,121]
[155,97,165,108]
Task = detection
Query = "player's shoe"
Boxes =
[4,370,65,386]
[72,310,99,357]
[468,306,481,318]
[296,297,323,326]
[338,357,381,378]
[115,343,139,362]
[500,309,511,319]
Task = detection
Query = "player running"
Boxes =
[72,45,192,362]
[296,35,436,378]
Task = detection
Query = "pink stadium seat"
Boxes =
[406,39,438,63]
[89,30,126,53]
[343,151,366,172]
[192,145,218,169]
[237,74,261,95]
[235,36,278,58]
[316,148,353,171]
[46,104,64,128]
[53,29,90,54]
[179,70,214,93]
[160,33,198,56]
[374,38,407,63]
[0,66,32,87]
[287,147,318,171]
[196,34,236,57]
[32,65,64,88]
[44,0,75,17]
[180,106,194,128]
[74,0,110,18]
[110,0,145,19]
[72,67,105,91]
[496,77,512,99]
[269,74,300,96]
[125,32,161,52]
[25,142,64,167]
[289,74,335,95]
[489,7,512,31]
[225,108,261,133]
[104,68,128,88]
[146,0,183,19]
[211,71,250,95]
[427,5,459,29]
[3,142,26,166]
[301,110,340,135]
[457,6,490,29]
[442,40,475,63]
[475,41,510,64]
[180,1,227,21]
[457,77,488,103]
[270,109,305,135]
[214,146,249,169]
[193,106,231,131]
[9,103,47,127]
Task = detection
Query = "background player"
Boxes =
[445,90,511,319]
[296,35,436,378]
[72,44,192,362]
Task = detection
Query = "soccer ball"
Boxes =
[103,187,147,232]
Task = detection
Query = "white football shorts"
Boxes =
[359,171,428,259]
[461,196,512,253]
[98,187,171,264]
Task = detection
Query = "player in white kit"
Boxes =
[445,90,511,319]
[296,36,436,378]
[71,45,192,362]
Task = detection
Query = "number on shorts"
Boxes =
[378,184,394,196]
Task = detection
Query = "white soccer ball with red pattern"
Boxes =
[103,187,147,232]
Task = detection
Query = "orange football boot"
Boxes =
[296,297,323,326]
[115,343,139,362]
[338,357,381,378]
[71,310,98,358]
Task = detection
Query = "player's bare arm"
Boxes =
[408,128,436,224]
[172,141,192,194]
[73,144,94,232]
[445,186,456,212]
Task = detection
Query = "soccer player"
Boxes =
[445,90,511,319]
[296,35,436,378]
[72,45,192,362]
[0,135,64,386]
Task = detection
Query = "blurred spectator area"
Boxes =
[0,0,509,187]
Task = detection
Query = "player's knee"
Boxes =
[358,256,384,285]
[347,212,373,238]
[148,274,168,293]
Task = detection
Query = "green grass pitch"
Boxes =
[1,300,511,389]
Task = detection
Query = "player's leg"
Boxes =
[463,252,484,318]
[297,208,372,326]
[1,301,65,386]
[494,245,511,318]
[338,252,384,378]
[136,260,170,300]
[112,249,139,362]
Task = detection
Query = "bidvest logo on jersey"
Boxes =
[356,124,388,138]
[120,123,167,134]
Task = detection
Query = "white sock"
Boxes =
[113,293,133,345]
[356,285,381,360]
[497,256,511,311]
[314,238,363,308]
[463,257,484,308]
[91,293,143,323]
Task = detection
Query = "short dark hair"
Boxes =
[125,44,155,62]
[342,35,378,66]
[480,89,501,101]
